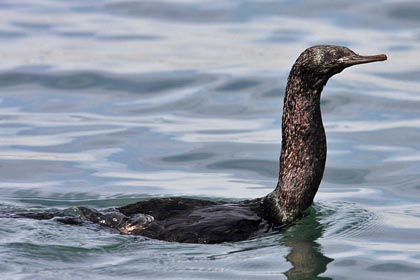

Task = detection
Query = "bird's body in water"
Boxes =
[4,46,386,244]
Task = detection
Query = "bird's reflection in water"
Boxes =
[280,206,333,280]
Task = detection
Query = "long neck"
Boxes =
[265,67,327,224]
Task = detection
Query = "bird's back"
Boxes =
[118,197,271,243]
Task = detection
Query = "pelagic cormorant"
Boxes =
[6,45,386,243]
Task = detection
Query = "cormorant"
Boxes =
[5,45,387,244]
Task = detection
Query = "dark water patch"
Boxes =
[71,3,101,14]
[189,104,250,117]
[13,21,53,31]
[96,34,161,41]
[0,71,213,94]
[162,152,213,163]
[195,129,251,135]
[0,72,101,89]
[45,73,99,90]
[207,159,277,178]
[0,30,26,39]
[55,31,161,41]
[13,64,54,72]
[55,31,96,38]
[18,125,116,137]
[0,72,33,86]
[70,135,126,149]
[387,2,420,22]
[216,79,260,92]
[0,2,14,9]
[368,262,420,273]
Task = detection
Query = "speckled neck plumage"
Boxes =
[264,62,327,224]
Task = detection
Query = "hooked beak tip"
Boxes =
[374,54,387,61]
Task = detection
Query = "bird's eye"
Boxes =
[337,58,344,63]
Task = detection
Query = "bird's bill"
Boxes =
[342,53,387,67]
[343,54,387,67]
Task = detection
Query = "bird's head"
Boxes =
[293,45,387,88]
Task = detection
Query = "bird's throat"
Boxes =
[264,71,327,225]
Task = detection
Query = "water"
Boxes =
[0,0,419,279]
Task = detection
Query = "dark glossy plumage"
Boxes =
[118,197,272,243]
